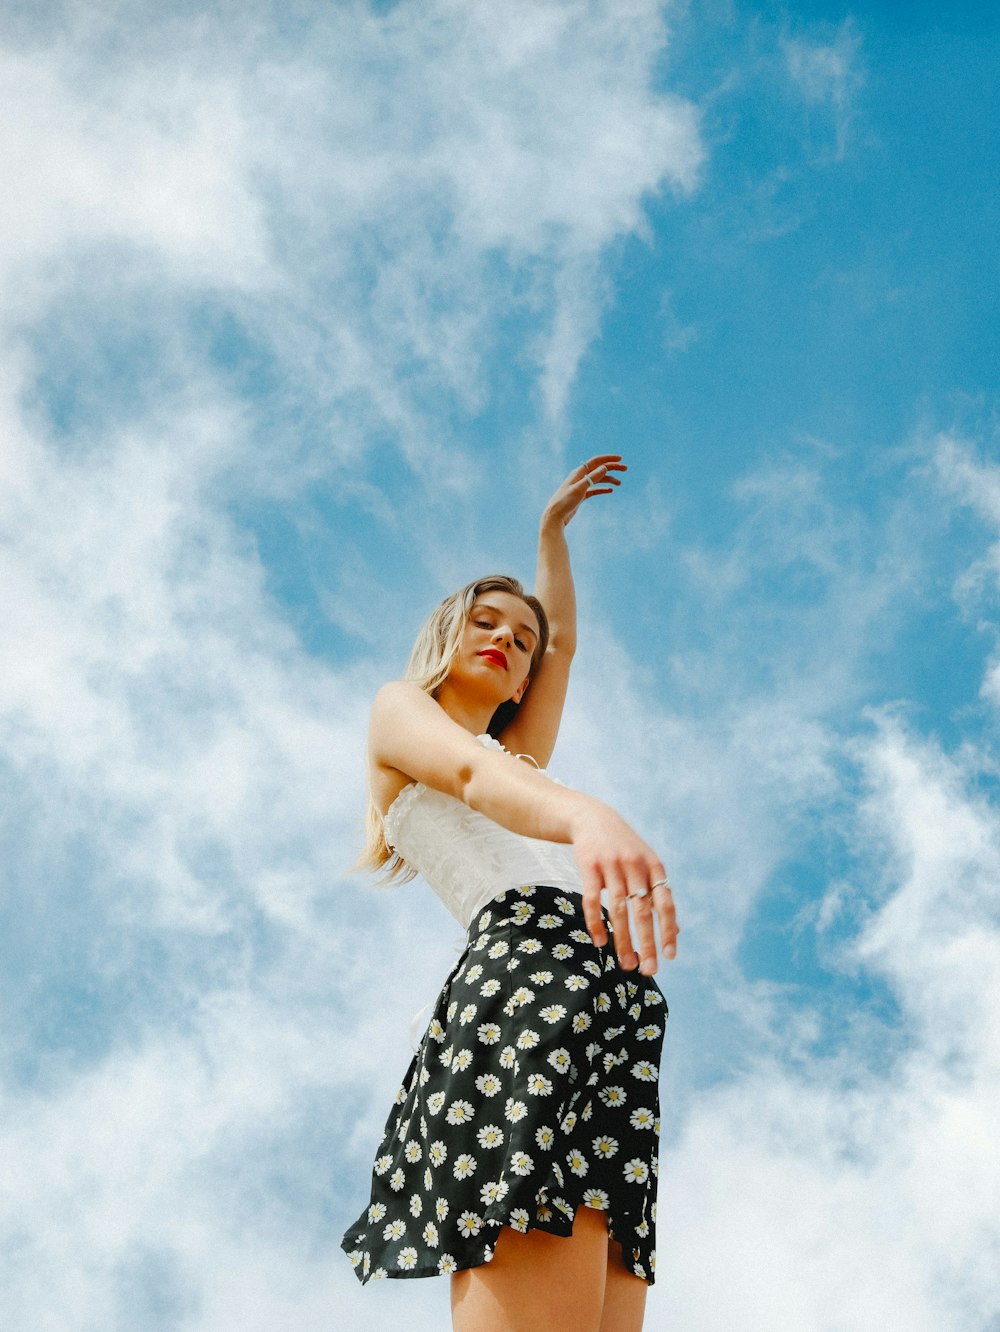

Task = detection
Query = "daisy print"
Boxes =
[570,929,591,945]
[645,988,664,1006]
[367,1202,386,1223]
[458,1211,483,1238]
[630,1107,656,1131]
[438,1254,457,1275]
[637,1024,662,1041]
[593,1135,619,1159]
[465,964,483,983]
[480,1179,509,1206]
[424,1167,433,1191]
[446,1099,474,1125]
[446,1001,458,1021]
[529,970,554,985]
[632,1060,658,1082]
[429,1140,447,1165]
[596,992,611,1012]
[583,959,603,977]
[623,1158,650,1184]
[599,1085,627,1108]
[480,979,502,997]
[427,1091,446,1114]
[629,1003,641,1020]
[459,1004,477,1025]
[404,1141,422,1163]
[551,943,574,960]
[475,1072,502,1096]
[423,1221,439,1247]
[565,974,589,991]
[453,1153,477,1179]
[499,1046,518,1069]
[537,913,562,929]
[383,1218,406,1242]
[389,1168,405,1192]
[510,1151,534,1176]
[505,1098,528,1123]
[409,1194,422,1217]
[374,1155,392,1176]
[547,1047,572,1073]
[476,1123,504,1149]
[583,1188,610,1210]
[452,1049,473,1071]
[571,1012,592,1033]
[566,1149,589,1177]
[527,1072,553,1096]
[509,1209,530,1233]
[516,1030,540,1050]
[427,1018,445,1042]
[535,1125,555,1151]
[487,941,509,959]
[512,901,534,924]
[436,1198,449,1221]
[515,885,535,896]
[395,1245,416,1269]
[554,896,575,915]
[517,938,542,954]
[539,1004,567,1024]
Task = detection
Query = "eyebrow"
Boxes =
[475,602,539,643]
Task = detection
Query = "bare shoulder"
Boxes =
[368,681,484,804]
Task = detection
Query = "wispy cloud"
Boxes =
[781,19,864,159]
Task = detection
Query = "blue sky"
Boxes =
[1,2,998,1329]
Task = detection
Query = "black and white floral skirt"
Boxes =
[341,884,666,1286]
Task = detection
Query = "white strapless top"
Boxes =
[383,734,583,928]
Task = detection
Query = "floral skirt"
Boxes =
[341,884,666,1286]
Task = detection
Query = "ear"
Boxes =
[510,676,530,705]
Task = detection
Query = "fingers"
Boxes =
[602,865,639,971]
[652,875,679,961]
[580,865,609,950]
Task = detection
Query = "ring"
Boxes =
[627,888,649,900]
[651,878,671,891]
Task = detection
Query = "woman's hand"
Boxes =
[542,454,627,531]
[570,803,679,976]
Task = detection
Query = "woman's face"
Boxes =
[456,590,540,704]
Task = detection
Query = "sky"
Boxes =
[1,2,998,1329]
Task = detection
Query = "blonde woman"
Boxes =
[342,456,678,1332]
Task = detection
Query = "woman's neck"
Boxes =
[432,680,497,736]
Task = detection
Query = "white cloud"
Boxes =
[782,20,863,158]
[0,3,703,1326]
[645,713,1000,1332]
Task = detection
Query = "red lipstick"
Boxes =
[478,649,508,669]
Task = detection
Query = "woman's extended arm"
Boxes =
[499,455,626,764]
[371,679,677,974]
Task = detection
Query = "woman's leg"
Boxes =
[451,1207,609,1332]
[599,1243,648,1332]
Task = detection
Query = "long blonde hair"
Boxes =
[359,574,549,879]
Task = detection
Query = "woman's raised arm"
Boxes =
[498,455,626,765]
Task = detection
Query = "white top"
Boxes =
[383,734,583,928]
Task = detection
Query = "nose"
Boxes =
[492,625,513,648]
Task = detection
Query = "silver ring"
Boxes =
[651,878,671,891]
[627,888,649,900]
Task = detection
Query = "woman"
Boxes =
[342,456,679,1332]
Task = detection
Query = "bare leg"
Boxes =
[451,1207,609,1332]
[599,1240,648,1332]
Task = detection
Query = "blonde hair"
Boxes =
[359,575,549,879]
